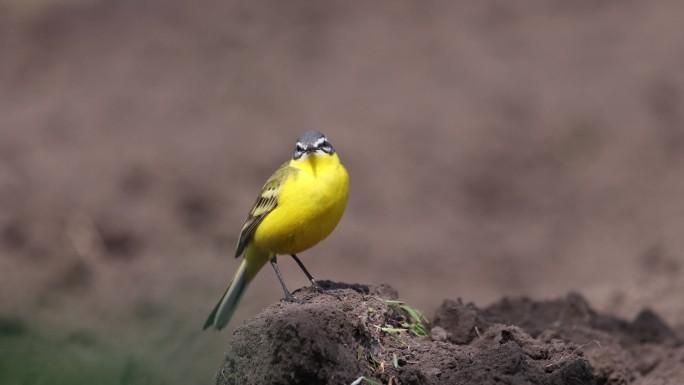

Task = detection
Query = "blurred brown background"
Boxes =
[1,0,683,384]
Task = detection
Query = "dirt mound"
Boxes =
[214,283,683,385]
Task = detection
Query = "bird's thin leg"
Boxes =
[270,256,297,302]
[290,254,323,291]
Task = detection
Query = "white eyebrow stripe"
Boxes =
[312,137,327,147]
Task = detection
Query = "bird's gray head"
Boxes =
[293,131,335,159]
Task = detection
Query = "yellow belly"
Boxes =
[252,154,349,255]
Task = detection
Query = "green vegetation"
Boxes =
[0,317,166,385]
[358,299,430,383]
[384,300,430,336]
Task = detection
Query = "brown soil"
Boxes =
[217,283,683,385]
[1,1,684,384]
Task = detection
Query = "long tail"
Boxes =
[203,247,270,330]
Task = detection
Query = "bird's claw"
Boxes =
[311,282,325,293]
[283,293,301,303]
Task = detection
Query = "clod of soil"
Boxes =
[215,283,683,385]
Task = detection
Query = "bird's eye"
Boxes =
[293,144,305,159]
[320,142,334,154]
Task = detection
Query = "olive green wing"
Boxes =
[235,162,297,258]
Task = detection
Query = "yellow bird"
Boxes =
[204,131,350,330]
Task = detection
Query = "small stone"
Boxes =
[430,326,448,342]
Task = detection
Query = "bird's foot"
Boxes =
[311,280,325,293]
[283,292,301,303]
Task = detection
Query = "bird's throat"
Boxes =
[306,155,318,176]
[291,152,339,178]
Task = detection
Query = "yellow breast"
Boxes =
[252,152,349,254]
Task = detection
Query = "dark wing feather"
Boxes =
[235,162,296,257]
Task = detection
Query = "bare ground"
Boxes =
[217,283,683,385]
[1,0,683,384]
